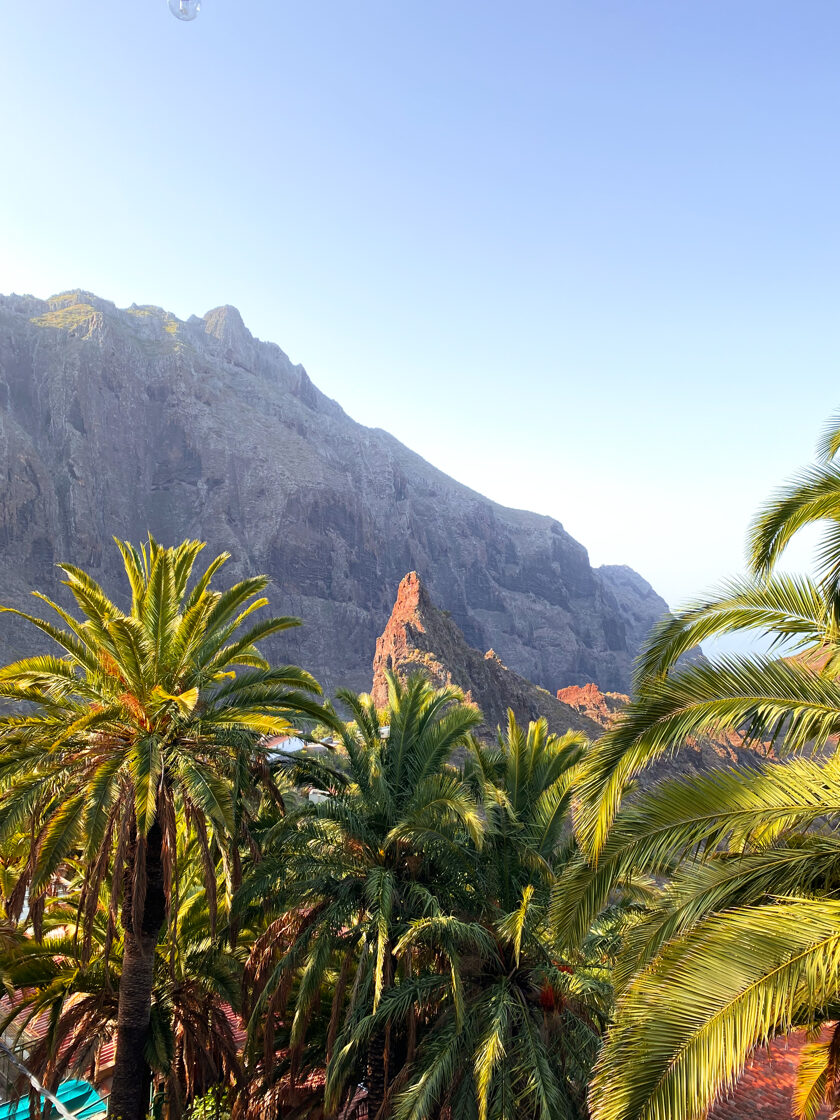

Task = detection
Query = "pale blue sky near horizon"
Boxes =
[2,1,839,611]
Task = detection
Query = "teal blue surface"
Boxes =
[0,1079,106,1120]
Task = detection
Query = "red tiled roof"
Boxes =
[95,1042,115,1074]
[0,994,78,1063]
[221,1003,247,1050]
[0,993,249,1091]
[710,1028,833,1119]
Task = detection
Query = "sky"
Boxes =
[2,0,839,610]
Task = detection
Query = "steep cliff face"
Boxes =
[371,572,605,738]
[0,290,668,693]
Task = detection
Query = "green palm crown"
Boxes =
[0,537,327,1120]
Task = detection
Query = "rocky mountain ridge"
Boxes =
[372,572,605,738]
[372,574,772,776]
[0,290,668,693]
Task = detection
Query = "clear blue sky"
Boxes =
[2,0,839,608]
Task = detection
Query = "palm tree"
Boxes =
[572,757,840,1120]
[383,715,624,1120]
[0,864,244,1120]
[576,412,840,855]
[0,538,328,1120]
[237,673,483,1120]
[565,417,840,1119]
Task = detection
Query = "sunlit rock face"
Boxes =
[370,575,773,781]
[372,571,605,739]
[0,290,668,694]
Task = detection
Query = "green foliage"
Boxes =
[0,536,327,928]
[237,696,625,1120]
[592,900,840,1120]
[573,417,840,1120]
[30,303,97,330]
[237,674,483,1117]
[0,538,329,1120]
[0,541,646,1120]
[0,862,243,1120]
[389,716,616,1120]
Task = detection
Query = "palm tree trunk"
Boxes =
[108,822,166,1120]
[365,1029,388,1120]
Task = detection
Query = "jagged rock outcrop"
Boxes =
[372,572,604,738]
[0,290,669,693]
[556,682,629,728]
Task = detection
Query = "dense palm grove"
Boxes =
[6,416,840,1119]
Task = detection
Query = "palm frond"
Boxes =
[749,462,840,579]
[636,573,832,684]
[561,754,840,944]
[589,899,840,1120]
[575,654,840,857]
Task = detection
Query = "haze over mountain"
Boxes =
[0,290,668,694]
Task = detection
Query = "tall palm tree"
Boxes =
[565,417,840,1120]
[0,858,244,1120]
[0,538,327,1120]
[237,673,483,1120]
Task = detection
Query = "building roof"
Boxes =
[710,1028,833,1119]
[0,1079,105,1120]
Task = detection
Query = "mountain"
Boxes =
[0,290,668,693]
[373,574,772,776]
[372,572,605,738]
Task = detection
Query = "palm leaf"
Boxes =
[31,793,86,896]
[589,899,840,1120]
[575,655,840,857]
[749,462,840,579]
[131,734,162,837]
[178,756,234,833]
[562,755,840,944]
[636,574,832,684]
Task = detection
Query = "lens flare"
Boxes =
[168,0,200,21]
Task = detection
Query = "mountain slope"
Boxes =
[372,574,772,777]
[372,572,605,738]
[0,290,667,693]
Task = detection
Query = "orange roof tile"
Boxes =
[710,1028,833,1119]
